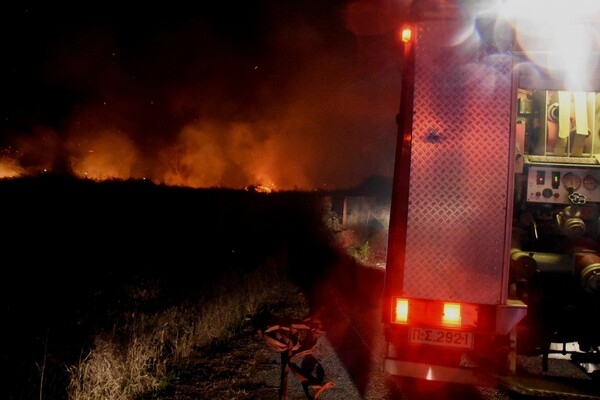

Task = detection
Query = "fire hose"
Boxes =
[254,309,334,400]
[511,248,600,294]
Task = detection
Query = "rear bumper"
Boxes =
[384,358,497,386]
[384,357,600,399]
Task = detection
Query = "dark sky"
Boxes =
[0,1,408,190]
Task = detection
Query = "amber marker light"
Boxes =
[393,298,409,323]
[442,303,461,327]
[401,26,412,43]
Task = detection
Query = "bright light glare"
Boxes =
[442,303,461,326]
[500,0,600,22]
[556,24,593,89]
[426,367,434,381]
[394,298,409,323]
[498,0,600,89]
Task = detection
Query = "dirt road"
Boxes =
[299,256,510,400]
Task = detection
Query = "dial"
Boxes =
[583,175,598,191]
[562,172,582,191]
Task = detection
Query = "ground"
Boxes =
[152,256,394,400]
[153,288,327,400]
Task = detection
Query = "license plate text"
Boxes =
[409,327,473,349]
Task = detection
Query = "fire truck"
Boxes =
[382,0,600,397]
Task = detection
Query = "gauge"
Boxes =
[583,175,598,191]
[562,172,581,191]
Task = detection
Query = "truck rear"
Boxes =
[382,1,600,397]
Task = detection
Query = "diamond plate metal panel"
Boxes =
[403,21,513,304]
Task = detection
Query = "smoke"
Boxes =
[1,1,408,190]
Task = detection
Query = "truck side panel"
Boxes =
[397,20,513,304]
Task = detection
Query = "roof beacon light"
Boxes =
[401,27,412,43]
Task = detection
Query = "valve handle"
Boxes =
[568,192,587,205]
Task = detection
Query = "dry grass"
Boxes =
[66,262,297,400]
[63,199,387,400]
[1,176,389,400]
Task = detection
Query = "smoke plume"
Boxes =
[0,1,409,190]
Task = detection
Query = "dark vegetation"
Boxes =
[1,173,351,400]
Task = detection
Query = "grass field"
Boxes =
[1,174,371,400]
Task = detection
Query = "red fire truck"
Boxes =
[382,0,600,397]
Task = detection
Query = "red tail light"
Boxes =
[392,297,479,328]
[395,298,409,323]
[442,303,461,327]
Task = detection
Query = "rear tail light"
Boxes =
[395,298,409,323]
[442,303,461,327]
[392,297,479,329]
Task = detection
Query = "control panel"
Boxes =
[526,166,600,204]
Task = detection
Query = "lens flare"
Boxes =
[499,0,600,89]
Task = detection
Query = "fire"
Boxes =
[245,184,273,194]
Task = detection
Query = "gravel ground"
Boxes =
[153,255,391,400]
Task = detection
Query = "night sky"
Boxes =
[0,1,409,190]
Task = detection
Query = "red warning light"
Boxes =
[401,27,412,43]
[536,170,545,185]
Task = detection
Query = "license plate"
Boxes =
[409,327,473,349]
